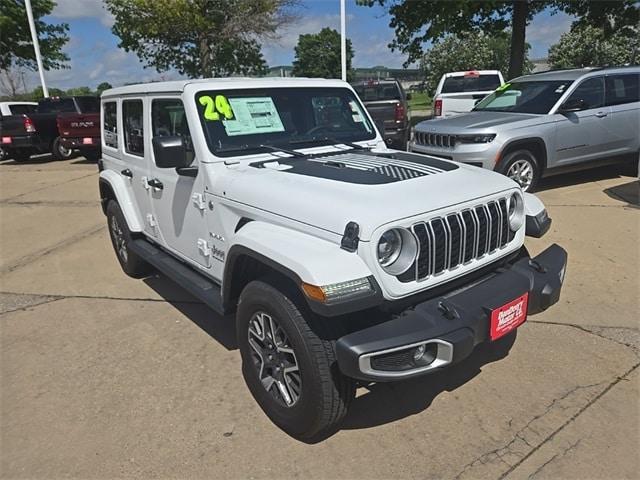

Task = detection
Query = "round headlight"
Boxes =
[377,228,418,275]
[508,193,524,231]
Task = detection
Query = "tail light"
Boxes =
[394,102,405,123]
[434,99,443,117]
[23,116,36,133]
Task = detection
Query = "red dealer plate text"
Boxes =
[490,292,529,341]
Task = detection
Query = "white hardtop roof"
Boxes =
[101,77,351,98]
[0,101,38,105]
[443,70,502,77]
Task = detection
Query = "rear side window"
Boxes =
[151,98,194,164]
[122,100,144,156]
[441,74,502,93]
[37,98,76,113]
[9,104,37,115]
[76,96,99,113]
[605,74,640,106]
[103,102,118,149]
[353,83,402,101]
[566,77,605,110]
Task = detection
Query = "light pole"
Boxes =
[24,0,49,97]
[340,0,347,81]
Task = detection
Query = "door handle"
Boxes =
[120,168,133,178]
[148,178,163,190]
[595,111,608,118]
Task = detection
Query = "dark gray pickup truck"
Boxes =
[0,96,98,162]
[352,79,411,150]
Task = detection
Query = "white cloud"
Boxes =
[52,0,114,27]
[527,12,575,58]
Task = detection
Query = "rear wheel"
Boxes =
[52,136,73,160]
[106,200,152,278]
[498,149,541,192]
[237,280,355,442]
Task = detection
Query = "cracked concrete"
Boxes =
[1,157,638,478]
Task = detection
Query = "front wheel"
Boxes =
[106,200,152,278]
[498,149,541,192]
[237,280,355,442]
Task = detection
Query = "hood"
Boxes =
[416,111,541,132]
[218,150,518,241]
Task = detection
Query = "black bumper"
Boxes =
[336,244,567,382]
[60,137,100,150]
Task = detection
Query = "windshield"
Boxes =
[353,83,402,101]
[75,96,99,113]
[441,74,502,93]
[473,80,574,114]
[196,87,376,157]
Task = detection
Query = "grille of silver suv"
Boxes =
[415,131,456,148]
[397,198,515,283]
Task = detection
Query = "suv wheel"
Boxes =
[499,149,540,192]
[52,137,73,160]
[237,280,355,441]
[106,200,152,278]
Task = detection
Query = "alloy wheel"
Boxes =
[248,311,302,407]
[507,159,534,191]
[110,215,128,262]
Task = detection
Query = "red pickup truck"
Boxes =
[57,106,101,162]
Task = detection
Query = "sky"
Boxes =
[25,0,575,91]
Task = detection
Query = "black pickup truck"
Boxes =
[352,79,411,150]
[0,96,99,162]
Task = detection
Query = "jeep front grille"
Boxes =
[397,198,515,283]
[415,132,456,148]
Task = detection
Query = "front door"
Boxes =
[148,97,211,268]
[554,76,612,166]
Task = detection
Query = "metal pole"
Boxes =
[24,0,48,97]
[340,0,347,81]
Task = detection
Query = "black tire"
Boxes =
[236,280,355,442]
[52,136,73,160]
[497,149,541,192]
[0,146,7,161]
[106,200,152,278]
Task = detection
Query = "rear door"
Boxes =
[604,72,640,156]
[554,76,612,165]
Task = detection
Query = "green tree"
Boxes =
[358,0,639,79]
[548,24,639,69]
[0,0,69,71]
[291,28,354,80]
[96,81,113,94]
[31,85,65,98]
[420,31,533,95]
[66,86,93,96]
[105,0,297,78]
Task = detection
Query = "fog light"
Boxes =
[413,344,426,361]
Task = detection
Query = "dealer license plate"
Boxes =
[490,292,529,341]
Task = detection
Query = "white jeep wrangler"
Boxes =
[98,78,567,441]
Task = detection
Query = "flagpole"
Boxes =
[340,0,346,81]
[24,0,49,97]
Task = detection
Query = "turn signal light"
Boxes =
[23,117,36,133]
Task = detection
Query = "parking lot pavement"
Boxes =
[1,156,638,479]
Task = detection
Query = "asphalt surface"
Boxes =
[1,154,638,479]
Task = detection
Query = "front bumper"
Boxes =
[336,244,567,382]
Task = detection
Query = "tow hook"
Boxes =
[528,259,547,274]
[438,301,459,321]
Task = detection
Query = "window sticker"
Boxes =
[555,84,567,94]
[496,82,511,92]
[221,97,285,136]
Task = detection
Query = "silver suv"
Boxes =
[410,67,640,191]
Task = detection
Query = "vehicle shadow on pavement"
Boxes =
[143,275,238,351]
[535,161,637,192]
[604,180,639,208]
[342,332,516,431]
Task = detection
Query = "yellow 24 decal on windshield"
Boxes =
[199,95,234,121]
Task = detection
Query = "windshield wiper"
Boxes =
[258,144,306,158]
[288,136,370,151]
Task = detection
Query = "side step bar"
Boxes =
[129,239,224,314]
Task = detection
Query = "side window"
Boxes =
[605,74,640,106]
[151,99,194,164]
[123,100,144,156]
[103,102,118,149]
[567,77,605,110]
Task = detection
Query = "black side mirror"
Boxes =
[558,98,586,113]
[152,136,190,169]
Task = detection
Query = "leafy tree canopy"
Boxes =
[66,86,93,96]
[420,31,533,95]
[0,0,69,71]
[105,0,298,78]
[357,0,639,78]
[96,82,113,93]
[292,28,355,81]
[548,24,640,69]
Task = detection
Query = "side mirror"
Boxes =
[406,93,412,101]
[558,98,585,113]
[152,136,190,169]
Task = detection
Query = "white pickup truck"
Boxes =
[433,70,505,119]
